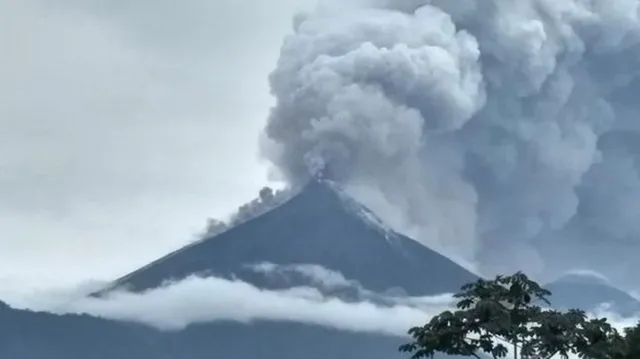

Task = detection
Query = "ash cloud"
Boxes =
[260,0,640,286]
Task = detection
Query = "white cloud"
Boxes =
[7,274,450,337]
[247,262,361,289]
[0,0,317,289]
[3,268,636,359]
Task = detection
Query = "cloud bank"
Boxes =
[4,265,638,359]
[259,0,640,286]
[9,265,453,337]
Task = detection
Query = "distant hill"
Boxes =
[0,300,165,359]
[546,271,640,317]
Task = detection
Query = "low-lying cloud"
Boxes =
[3,265,637,353]
[8,273,450,337]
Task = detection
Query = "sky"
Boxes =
[0,0,317,292]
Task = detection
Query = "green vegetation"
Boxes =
[400,272,640,359]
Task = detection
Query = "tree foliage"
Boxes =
[400,272,640,359]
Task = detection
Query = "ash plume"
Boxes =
[260,0,640,286]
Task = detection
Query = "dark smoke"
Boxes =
[260,0,640,288]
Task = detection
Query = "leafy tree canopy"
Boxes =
[400,272,640,359]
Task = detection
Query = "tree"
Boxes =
[399,272,624,359]
[607,322,640,359]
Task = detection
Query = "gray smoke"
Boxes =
[260,0,640,286]
[201,186,295,237]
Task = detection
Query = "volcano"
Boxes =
[0,178,480,359]
[88,178,480,359]
[104,178,478,295]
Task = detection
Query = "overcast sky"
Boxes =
[0,0,317,292]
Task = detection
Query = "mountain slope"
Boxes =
[106,179,478,295]
[0,301,165,359]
